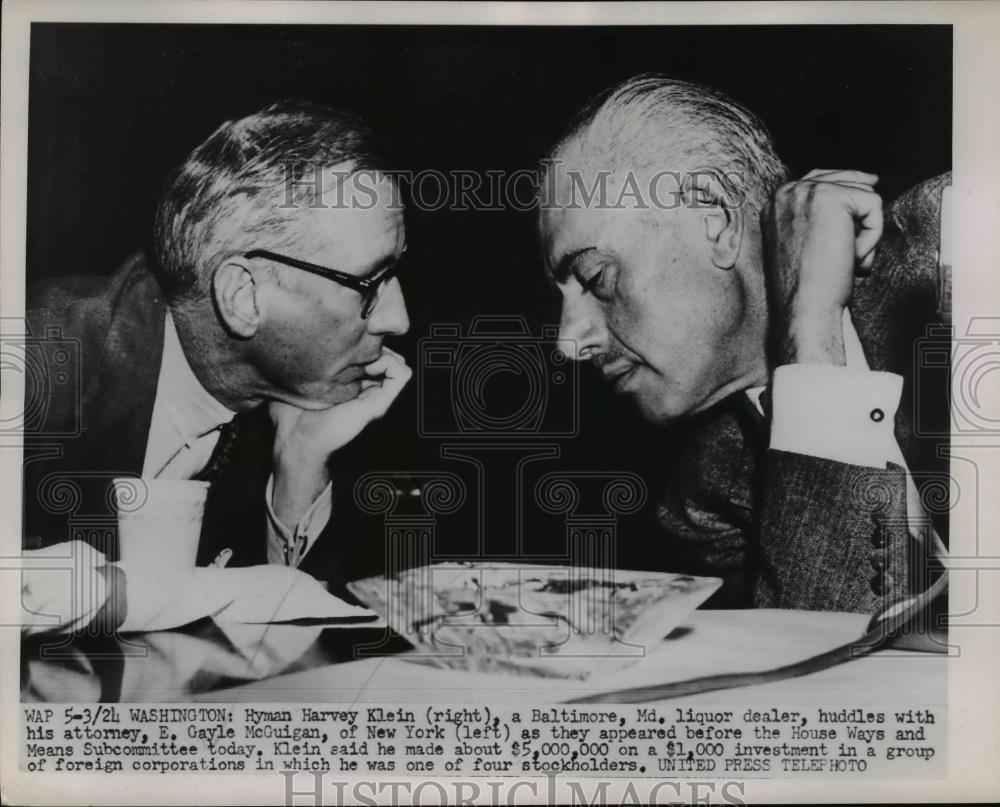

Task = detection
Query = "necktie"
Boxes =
[193,417,239,484]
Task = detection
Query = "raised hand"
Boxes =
[269,346,412,527]
[762,169,884,365]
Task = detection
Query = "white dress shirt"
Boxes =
[142,311,332,567]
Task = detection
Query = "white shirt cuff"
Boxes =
[769,364,904,468]
[264,475,334,566]
[21,542,109,634]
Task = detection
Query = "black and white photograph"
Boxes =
[2,2,998,805]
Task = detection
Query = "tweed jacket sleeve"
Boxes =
[752,451,913,611]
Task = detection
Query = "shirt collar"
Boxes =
[160,310,236,439]
[745,385,767,417]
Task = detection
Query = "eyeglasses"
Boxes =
[244,248,402,319]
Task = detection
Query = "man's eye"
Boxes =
[580,267,608,295]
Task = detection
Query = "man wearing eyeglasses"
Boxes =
[23,101,410,590]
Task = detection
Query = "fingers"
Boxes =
[801,170,877,194]
[799,170,878,201]
[779,174,884,270]
[356,347,412,417]
[824,181,876,192]
[371,354,412,404]
[359,345,403,378]
[836,185,884,267]
[379,345,405,361]
[803,168,879,185]
[267,346,411,464]
[357,375,408,419]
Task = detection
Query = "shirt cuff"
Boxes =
[265,475,333,566]
[769,364,904,468]
[21,542,109,635]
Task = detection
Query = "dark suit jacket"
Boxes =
[22,255,351,594]
[655,174,951,613]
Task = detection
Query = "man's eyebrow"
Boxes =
[551,247,596,284]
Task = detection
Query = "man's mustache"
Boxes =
[590,348,628,369]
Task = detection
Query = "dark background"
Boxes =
[26,24,951,574]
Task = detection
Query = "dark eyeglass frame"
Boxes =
[244,248,402,319]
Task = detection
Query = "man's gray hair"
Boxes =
[547,74,789,213]
[152,100,390,302]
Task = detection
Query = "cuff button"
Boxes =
[869,550,888,571]
[870,408,885,423]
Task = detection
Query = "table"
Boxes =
[21,610,946,707]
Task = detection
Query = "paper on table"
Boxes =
[20,541,382,634]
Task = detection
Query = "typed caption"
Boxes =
[22,702,943,778]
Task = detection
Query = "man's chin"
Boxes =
[630,394,685,425]
[620,384,699,425]
[322,380,364,405]
[288,379,363,409]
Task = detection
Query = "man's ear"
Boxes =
[212,258,261,338]
[684,169,744,270]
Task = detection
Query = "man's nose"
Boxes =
[368,277,410,336]
[557,293,604,361]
